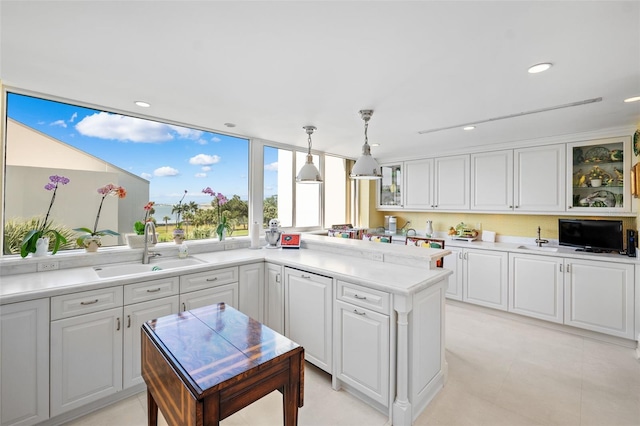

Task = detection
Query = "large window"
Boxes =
[3,92,249,254]
[263,146,348,229]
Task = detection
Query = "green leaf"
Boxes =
[73,227,93,234]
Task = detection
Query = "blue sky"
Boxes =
[7,93,269,205]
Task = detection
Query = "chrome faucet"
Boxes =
[535,226,549,247]
[142,221,161,264]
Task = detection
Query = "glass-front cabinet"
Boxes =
[567,136,631,213]
[378,164,403,209]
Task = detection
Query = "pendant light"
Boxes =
[350,110,382,179]
[296,125,323,183]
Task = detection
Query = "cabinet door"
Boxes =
[378,164,403,208]
[284,268,332,372]
[265,263,284,334]
[122,296,179,389]
[471,150,514,211]
[50,307,123,417]
[564,259,634,339]
[1,299,49,426]
[404,158,433,209]
[509,254,563,323]
[566,137,631,213]
[463,249,508,310]
[239,263,265,322]
[179,282,239,312]
[442,248,463,300]
[434,155,469,210]
[335,300,389,406]
[514,144,565,211]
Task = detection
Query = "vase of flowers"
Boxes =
[171,190,188,245]
[74,183,126,252]
[202,187,231,241]
[20,175,70,258]
[127,201,156,248]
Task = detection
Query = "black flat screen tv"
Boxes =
[558,219,623,252]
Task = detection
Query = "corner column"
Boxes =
[393,294,413,426]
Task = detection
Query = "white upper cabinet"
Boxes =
[514,144,566,212]
[566,137,631,213]
[471,150,514,211]
[433,155,470,210]
[404,158,433,210]
[377,164,403,209]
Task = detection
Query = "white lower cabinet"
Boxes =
[50,306,123,417]
[443,247,463,300]
[239,263,265,322]
[564,259,634,339]
[334,280,390,407]
[264,262,284,334]
[122,296,179,389]
[179,267,239,311]
[462,249,509,310]
[1,299,49,426]
[509,253,564,323]
[284,267,332,373]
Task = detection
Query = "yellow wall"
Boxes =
[367,183,637,240]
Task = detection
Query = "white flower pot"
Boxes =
[125,233,157,249]
[591,178,602,188]
[33,237,49,257]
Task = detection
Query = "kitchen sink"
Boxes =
[517,245,559,253]
[93,257,206,278]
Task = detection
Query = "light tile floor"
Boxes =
[68,303,640,425]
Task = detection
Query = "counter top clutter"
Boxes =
[0,234,451,426]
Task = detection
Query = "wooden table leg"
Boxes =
[147,389,158,426]
[283,353,302,426]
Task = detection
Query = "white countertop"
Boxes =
[0,245,451,305]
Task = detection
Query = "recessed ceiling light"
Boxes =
[528,63,553,74]
[224,123,236,128]
[463,126,475,131]
[624,96,640,103]
[134,101,151,108]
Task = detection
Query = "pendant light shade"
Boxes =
[296,125,323,183]
[350,110,382,180]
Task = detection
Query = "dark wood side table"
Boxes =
[141,303,304,426]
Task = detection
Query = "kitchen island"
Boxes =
[0,235,451,426]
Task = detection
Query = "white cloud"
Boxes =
[169,125,203,140]
[201,166,212,172]
[69,112,78,122]
[195,139,208,145]
[211,136,222,143]
[141,172,152,180]
[154,166,179,177]
[75,112,181,143]
[50,120,67,128]
[264,161,279,171]
[194,173,207,178]
[189,154,221,166]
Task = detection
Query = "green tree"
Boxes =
[163,215,170,232]
[263,195,278,226]
[224,195,248,230]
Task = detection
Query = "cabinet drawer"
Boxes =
[124,277,180,305]
[180,267,239,293]
[337,280,390,314]
[51,286,123,320]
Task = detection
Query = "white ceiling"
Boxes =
[1,1,639,161]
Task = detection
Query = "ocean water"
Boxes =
[149,204,178,224]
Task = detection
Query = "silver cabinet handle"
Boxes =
[353,309,366,316]
[301,275,311,279]
[458,252,463,259]
[568,206,572,209]
[515,205,519,208]
[560,264,563,272]
[80,299,99,305]
[127,315,131,328]
[354,294,367,300]
[206,277,218,282]
[463,252,468,260]
[509,205,513,208]
[116,317,120,331]
[567,264,571,273]
[182,302,186,312]
[146,287,161,293]
[276,273,281,283]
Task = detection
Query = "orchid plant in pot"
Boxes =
[127,201,156,248]
[20,175,70,258]
[74,183,126,252]
[202,187,231,241]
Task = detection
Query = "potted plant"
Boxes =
[171,190,187,244]
[20,175,70,258]
[126,201,156,248]
[589,165,606,187]
[202,187,232,241]
[74,183,126,252]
